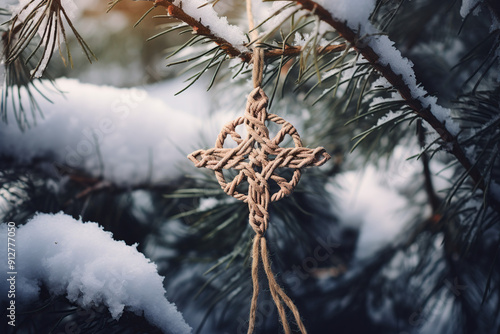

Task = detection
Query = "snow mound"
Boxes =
[0,78,229,186]
[0,213,192,334]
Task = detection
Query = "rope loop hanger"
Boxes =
[188,1,330,333]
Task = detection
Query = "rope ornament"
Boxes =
[188,87,330,334]
[188,2,329,332]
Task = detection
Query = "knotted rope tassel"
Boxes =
[248,225,309,334]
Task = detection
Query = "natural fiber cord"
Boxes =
[188,2,329,333]
[188,87,330,333]
[247,0,264,89]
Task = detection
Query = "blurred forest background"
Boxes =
[1,0,500,333]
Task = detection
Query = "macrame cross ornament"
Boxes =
[188,86,330,334]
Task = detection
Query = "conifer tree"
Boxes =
[1,0,500,333]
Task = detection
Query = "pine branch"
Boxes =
[240,44,348,63]
[1,0,95,129]
[154,0,244,58]
[153,0,347,63]
[1,25,58,130]
[294,0,486,194]
[417,119,441,213]
[5,0,96,78]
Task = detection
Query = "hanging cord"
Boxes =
[245,1,307,333]
[247,0,264,88]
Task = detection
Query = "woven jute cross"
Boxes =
[188,87,330,334]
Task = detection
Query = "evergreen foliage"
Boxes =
[1,0,500,333]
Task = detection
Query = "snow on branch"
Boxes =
[154,0,247,58]
[0,213,192,334]
[460,0,482,18]
[0,78,230,186]
[295,0,485,190]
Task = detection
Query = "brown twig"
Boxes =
[154,0,244,58]
[295,0,485,191]
[54,163,177,207]
[240,44,348,63]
